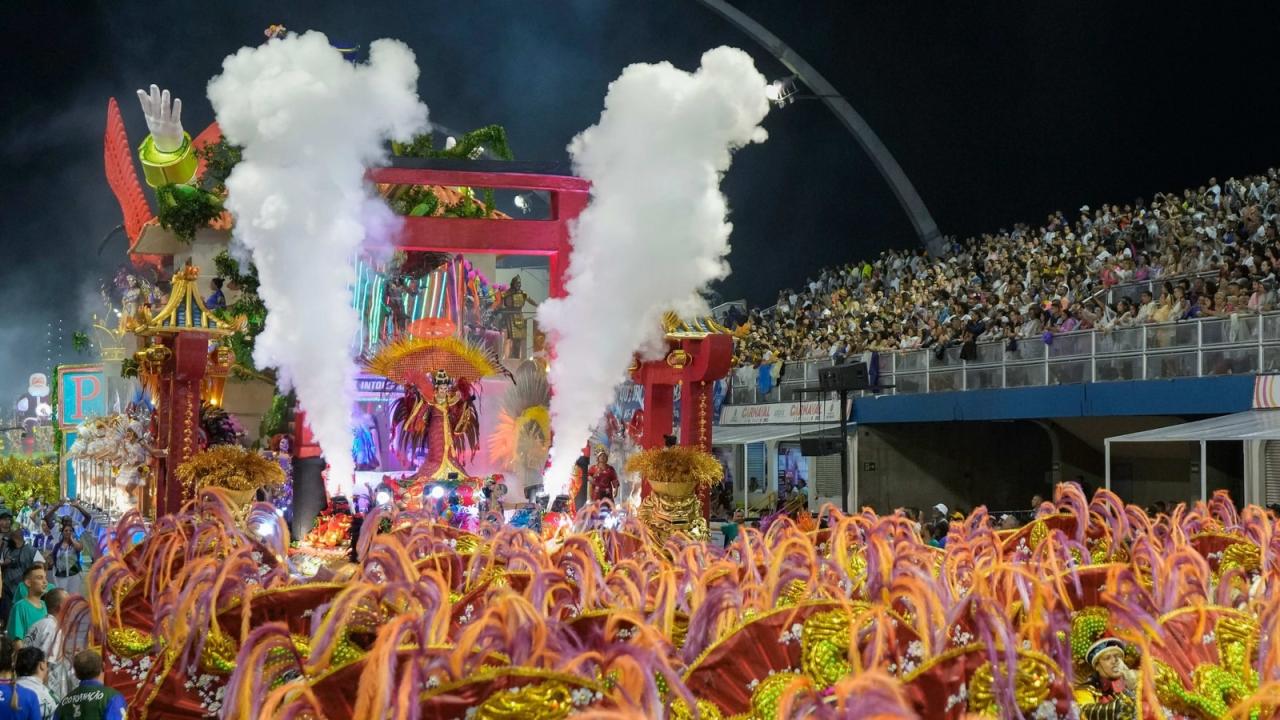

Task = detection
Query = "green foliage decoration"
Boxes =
[212,251,269,377]
[391,125,513,162]
[259,393,291,442]
[0,456,59,509]
[196,140,243,194]
[156,183,223,242]
[389,125,513,218]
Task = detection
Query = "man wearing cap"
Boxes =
[1074,637,1138,719]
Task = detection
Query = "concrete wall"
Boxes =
[1104,440,1242,508]
[855,421,1053,515]
[465,254,497,285]
[221,377,276,445]
[854,417,1246,515]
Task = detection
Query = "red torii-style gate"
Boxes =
[293,161,591,460]
[368,163,587,298]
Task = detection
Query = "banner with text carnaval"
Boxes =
[718,398,846,426]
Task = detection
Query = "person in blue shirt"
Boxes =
[54,651,125,720]
[930,520,950,549]
[205,277,226,311]
[0,636,40,720]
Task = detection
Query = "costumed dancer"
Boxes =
[588,450,619,504]
[352,415,379,471]
[481,475,508,520]
[119,275,153,331]
[1074,637,1138,719]
[570,449,590,515]
[389,369,479,500]
[205,277,226,311]
[381,274,413,343]
[368,336,506,518]
[114,417,153,514]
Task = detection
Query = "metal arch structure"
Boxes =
[694,0,942,248]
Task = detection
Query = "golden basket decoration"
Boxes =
[177,445,286,519]
[625,446,723,495]
[628,446,720,545]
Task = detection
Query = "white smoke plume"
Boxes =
[209,31,428,493]
[537,47,770,494]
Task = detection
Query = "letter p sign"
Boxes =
[69,374,103,422]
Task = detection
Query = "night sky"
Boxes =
[3,1,1279,389]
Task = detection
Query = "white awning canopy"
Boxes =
[1104,409,1280,502]
[1106,410,1280,444]
[711,423,843,445]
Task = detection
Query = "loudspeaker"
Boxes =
[550,495,572,513]
[818,362,869,392]
[290,456,328,539]
[800,434,843,456]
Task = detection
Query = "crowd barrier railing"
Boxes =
[726,311,1280,405]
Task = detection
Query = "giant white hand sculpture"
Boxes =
[135,84,185,153]
[134,83,197,187]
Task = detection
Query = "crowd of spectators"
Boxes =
[736,169,1280,365]
[0,501,99,718]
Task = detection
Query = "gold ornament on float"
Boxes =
[176,445,285,520]
[627,445,722,545]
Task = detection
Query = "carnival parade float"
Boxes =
[37,21,1280,720]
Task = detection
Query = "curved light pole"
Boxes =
[694,0,941,247]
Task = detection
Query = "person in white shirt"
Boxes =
[21,589,64,659]
[1135,291,1158,324]
[15,646,57,717]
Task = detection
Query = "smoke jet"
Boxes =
[208,31,428,493]
[537,47,770,494]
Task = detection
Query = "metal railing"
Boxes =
[727,312,1280,405]
[1100,269,1220,306]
